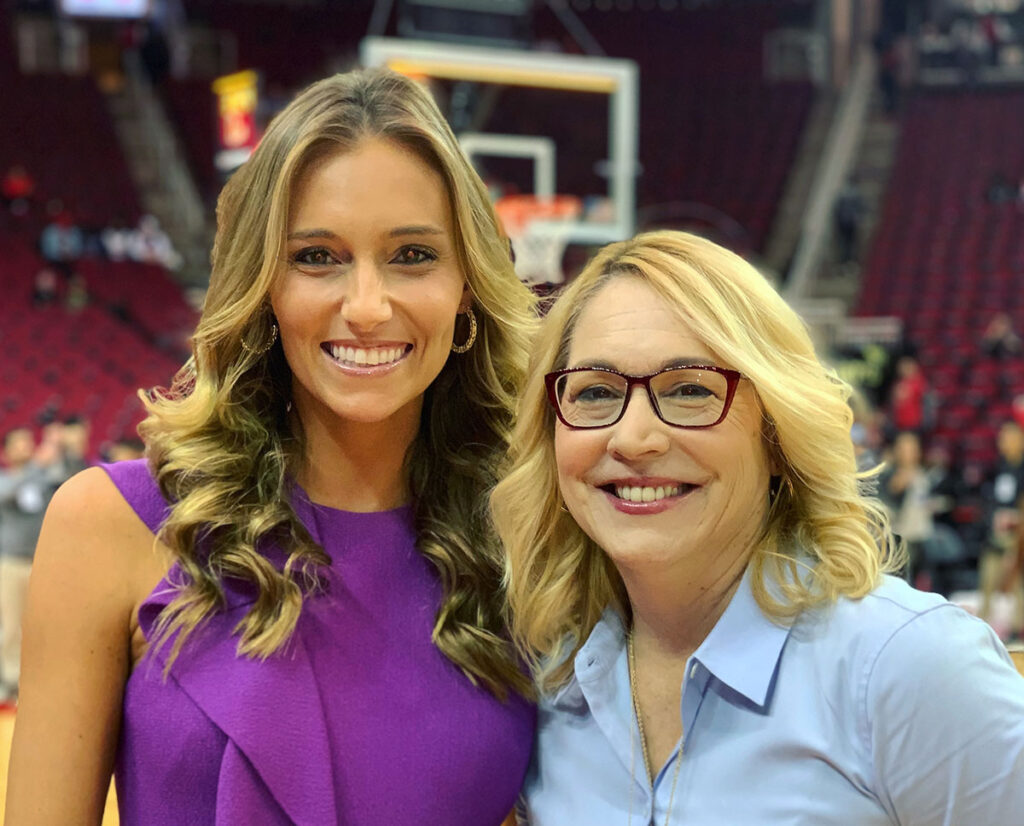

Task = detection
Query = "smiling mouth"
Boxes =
[601,483,696,503]
[322,343,410,368]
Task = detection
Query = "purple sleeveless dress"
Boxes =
[104,459,535,825]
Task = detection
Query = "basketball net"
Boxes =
[495,194,582,285]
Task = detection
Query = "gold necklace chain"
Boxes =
[627,631,684,826]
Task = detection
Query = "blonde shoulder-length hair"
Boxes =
[140,68,536,697]
[491,230,899,691]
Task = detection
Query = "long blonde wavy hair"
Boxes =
[490,231,900,691]
[139,69,536,697]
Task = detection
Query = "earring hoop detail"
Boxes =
[451,308,477,354]
[241,320,278,356]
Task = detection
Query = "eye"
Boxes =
[664,382,714,399]
[571,383,624,404]
[291,246,338,267]
[391,245,438,266]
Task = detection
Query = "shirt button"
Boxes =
[689,662,698,680]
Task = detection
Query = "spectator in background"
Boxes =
[64,274,89,313]
[926,443,960,532]
[833,176,865,270]
[59,416,91,475]
[102,436,144,463]
[922,443,969,596]
[31,266,58,308]
[38,203,84,280]
[890,355,930,435]
[881,431,936,589]
[1,164,36,218]
[980,420,1024,639]
[0,427,69,701]
[982,312,1022,362]
[129,214,182,270]
[100,216,133,261]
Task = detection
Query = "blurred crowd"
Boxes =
[851,337,1024,643]
[3,163,182,289]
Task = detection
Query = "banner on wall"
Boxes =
[212,69,260,173]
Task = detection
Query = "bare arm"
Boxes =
[5,467,165,825]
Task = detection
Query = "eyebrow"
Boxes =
[287,228,338,242]
[286,225,446,242]
[388,224,445,238]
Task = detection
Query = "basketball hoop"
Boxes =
[495,194,582,285]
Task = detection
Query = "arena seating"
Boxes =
[0,235,193,459]
[858,88,1024,468]
[0,65,141,230]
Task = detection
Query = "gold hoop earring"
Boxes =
[451,308,477,354]
[241,320,278,356]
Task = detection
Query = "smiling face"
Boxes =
[553,276,774,577]
[270,138,468,436]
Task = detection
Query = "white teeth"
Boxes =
[328,345,405,367]
[614,484,683,502]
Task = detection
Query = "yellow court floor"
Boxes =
[0,709,118,826]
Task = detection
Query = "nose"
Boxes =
[606,386,670,460]
[340,261,392,331]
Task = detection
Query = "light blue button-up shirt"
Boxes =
[522,573,1024,825]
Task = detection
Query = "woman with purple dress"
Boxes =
[7,69,536,825]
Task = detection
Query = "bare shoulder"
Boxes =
[40,466,171,592]
[47,464,151,542]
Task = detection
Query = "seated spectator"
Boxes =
[39,203,84,280]
[982,312,1022,361]
[100,216,133,261]
[31,266,58,308]
[1,165,35,217]
[129,214,182,270]
[980,421,1024,639]
[65,274,89,313]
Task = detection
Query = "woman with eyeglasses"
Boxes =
[491,231,1024,825]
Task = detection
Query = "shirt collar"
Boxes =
[690,566,792,708]
[552,566,792,710]
[548,608,625,710]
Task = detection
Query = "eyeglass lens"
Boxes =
[554,368,729,427]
